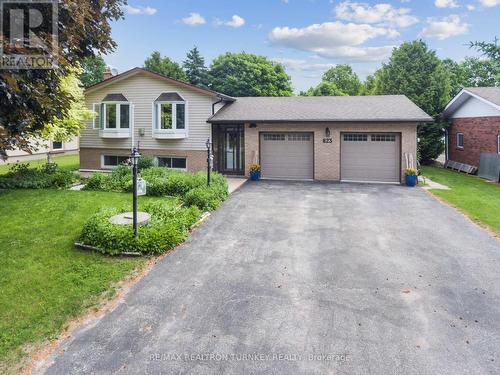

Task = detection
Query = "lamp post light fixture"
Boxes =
[131,147,141,237]
[206,138,213,187]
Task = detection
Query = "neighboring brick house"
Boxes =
[82,67,432,183]
[444,87,500,167]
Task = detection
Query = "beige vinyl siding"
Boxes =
[82,73,218,151]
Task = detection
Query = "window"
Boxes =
[154,93,187,132]
[457,133,464,149]
[371,134,396,142]
[156,157,187,170]
[52,141,63,150]
[103,155,129,167]
[287,134,311,141]
[498,135,500,154]
[101,103,130,129]
[263,133,286,141]
[343,133,368,142]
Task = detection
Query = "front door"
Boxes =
[213,124,245,175]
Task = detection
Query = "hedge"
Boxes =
[78,201,201,255]
[0,162,77,189]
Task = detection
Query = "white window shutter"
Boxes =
[92,103,101,129]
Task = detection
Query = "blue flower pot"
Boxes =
[405,175,417,187]
[250,171,261,181]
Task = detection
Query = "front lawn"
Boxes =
[421,166,500,235]
[0,189,164,372]
[0,154,79,175]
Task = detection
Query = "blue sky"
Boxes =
[106,0,499,92]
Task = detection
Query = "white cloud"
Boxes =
[467,4,476,10]
[272,58,336,71]
[335,1,419,28]
[479,0,500,6]
[123,5,157,16]
[420,15,469,40]
[269,22,398,61]
[434,0,459,8]
[214,15,246,28]
[182,13,206,26]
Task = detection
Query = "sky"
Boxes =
[105,0,500,93]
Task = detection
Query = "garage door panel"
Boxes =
[341,133,400,183]
[260,132,313,180]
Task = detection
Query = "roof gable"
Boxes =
[444,87,500,118]
[85,67,235,102]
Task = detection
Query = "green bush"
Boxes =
[78,201,201,255]
[84,172,110,190]
[138,155,155,170]
[184,187,222,211]
[0,162,77,189]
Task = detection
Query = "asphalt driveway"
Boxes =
[41,181,500,374]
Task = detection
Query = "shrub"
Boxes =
[184,187,222,211]
[83,172,110,190]
[0,162,77,189]
[138,155,155,170]
[78,201,201,255]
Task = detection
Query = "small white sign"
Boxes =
[137,178,147,196]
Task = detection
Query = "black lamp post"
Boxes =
[131,147,141,237]
[206,138,212,187]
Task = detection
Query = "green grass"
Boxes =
[421,166,500,235]
[0,154,79,175]
[0,189,165,371]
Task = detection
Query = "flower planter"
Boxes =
[250,171,261,181]
[405,174,417,187]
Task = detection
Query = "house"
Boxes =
[1,137,79,164]
[443,87,500,168]
[81,67,432,183]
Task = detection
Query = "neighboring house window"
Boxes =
[156,156,187,170]
[102,155,129,168]
[457,133,464,149]
[153,93,187,132]
[52,141,63,150]
[498,135,500,154]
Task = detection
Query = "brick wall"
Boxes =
[80,148,206,173]
[244,122,417,182]
[448,116,500,167]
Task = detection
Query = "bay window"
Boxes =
[153,92,187,138]
[93,94,132,138]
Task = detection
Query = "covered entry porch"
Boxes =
[211,123,245,176]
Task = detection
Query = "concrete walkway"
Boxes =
[40,182,499,374]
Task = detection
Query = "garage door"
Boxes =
[260,132,314,180]
[341,133,400,183]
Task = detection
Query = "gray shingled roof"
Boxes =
[208,95,433,123]
[465,87,500,107]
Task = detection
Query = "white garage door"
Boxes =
[341,133,400,183]
[260,132,314,180]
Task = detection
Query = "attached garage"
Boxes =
[341,133,400,183]
[260,132,314,180]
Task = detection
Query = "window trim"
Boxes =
[456,132,464,149]
[155,156,188,171]
[152,92,188,136]
[101,101,131,130]
[101,154,130,169]
[51,141,63,150]
[497,135,500,154]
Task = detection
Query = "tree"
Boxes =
[360,74,378,96]
[376,40,451,163]
[462,57,499,87]
[322,65,362,96]
[144,51,188,81]
[442,58,466,96]
[80,55,107,87]
[0,0,126,157]
[301,81,346,96]
[41,68,94,141]
[208,53,293,97]
[183,46,209,87]
[470,37,500,61]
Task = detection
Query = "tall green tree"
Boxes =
[462,57,499,87]
[208,53,293,97]
[442,58,466,96]
[376,40,451,163]
[470,37,500,61]
[183,46,209,87]
[360,74,378,96]
[144,51,188,81]
[322,65,362,96]
[301,81,346,96]
[0,0,126,157]
[80,55,107,87]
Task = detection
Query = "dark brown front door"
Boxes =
[213,124,245,175]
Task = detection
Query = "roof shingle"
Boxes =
[464,87,500,107]
[209,95,433,123]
